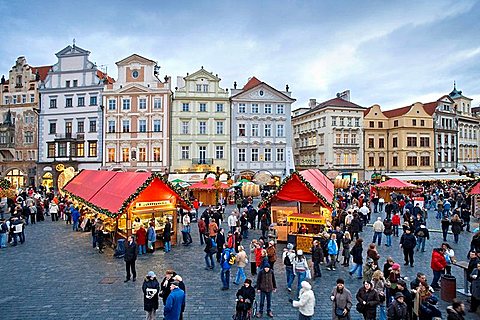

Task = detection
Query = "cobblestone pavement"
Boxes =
[1,206,480,320]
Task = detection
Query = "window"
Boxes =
[239,104,246,113]
[379,138,385,148]
[392,137,398,148]
[216,121,224,135]
[90,96,97,106]
[57,142,66,157]
[238,149,246,162]
[203,84,209,92]
[73,80,78,87]
[108,100,116,110]
[49,122,56,134]
[153,147,161,162]
[108,148,115,162]
[30,94,34,103]
[122,120,130,133]
[407,156,417,166]
[76,142,84,157]
[77,120,84,133]
[181,121,189,134]
[252,124,259,137]
[393,120,398,127]
[4,97,9,104]
[420,137,430,147]
[108,120,115,133]
[350,134,356,144]
[153,120,161,132]
[181,146,190,160]
[22,95,26,103]
[347,118,352,127]
[276,124,284,137]
[182,103,190,112]
[264,124,272,137]
[66,97,73,107]
[368,138,374,148]
[215,146,224,159]
[199,121,207,134]
[393,156,398,167]
[420,120,425,126]
[336,134,341,144]
[264,104,272,114]
[199,103,207,112]
[451,135,455,144]
[251,104,259,113]
[139,98,147,110]
[25,132,33,144]
[343,133,349,144]
[139,120,147,133]
[412,119,417,126]
[47,143,55,158]
[89,120,97,132]
[251,148,259,161]
[340,118,344,126]
[420,156,430,166]
[153,98,162,109]
[264,148,272,161]
[407,137,417,147]
[355,118,360,127]
[276,104,284,114]
[138,147,146,161]
[368,156,374,167]
[378,121,383,128]
[332,117,337,126]
[13,96,17,104]
[369,121,374,128]
[88,142,97,157]
[122,148,130,162]
[66,80,70,87]
[78,97,85,107]
[277,148,284,161]
[239,124,246,136]
[216,103,224,112]
[198,146,207,160]
[65,121,72,135]
[379,156,385,167]
[122,99,130,110]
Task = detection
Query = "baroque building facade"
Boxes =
[0,57,50,188]
[230,77,295,180]
[171,67,230,173]
[102,54,171,173]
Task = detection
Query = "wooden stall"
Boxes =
[63,170,191,249]
[189,177,229,206]
[260,169,334,252]
[373,178,418,202]
[469,181,480,219]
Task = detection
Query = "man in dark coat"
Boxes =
[142,271,160,320]
[399,228,416,267]
[124,235,137,282]
[163,219,172,253]
[387,292,408,320]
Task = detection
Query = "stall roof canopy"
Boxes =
[265,169,334,208]
[385,172,473,182]
[189,177,230,190]
[374,178,417,190]
[63,170,191,217]
[470,181,480,195]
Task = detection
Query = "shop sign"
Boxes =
[135,200,171,208]
[413,197,424,209]
[287,215,325,225]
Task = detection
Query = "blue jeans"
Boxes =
[242,229,248,239]
[442,229,448,241]
[385,234,392,247]
[378,304,386,320]
[0,233,7,248]
[286,266,295,289]
[296,270,307,295]
[92,234,97,248]
[453,233,459,243]
[350,263,363,278]
[138,244,146,255]
[205,252,215,268]
[73,221,79,231]
[431,269,444,288]
[221,268,230,289]
[416,237,426,252]
[436,210,442,219]
[393,225,399,236]
[164,241,171,252]
[373,232,382,245]
[235,267,246,284]
[259,291,272,313]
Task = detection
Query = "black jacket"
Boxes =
[383,220,393,235]
[163,221,172,241]
[387,300,409,320]
[351,245,363,264]
[356,287,380,319]
[414,226,429,239]
[236,285,255,303]
[142,278,160,312]
[124,241,137,262]
[400,233,416,250]
[311,245,323,262]
[446,306,465,320]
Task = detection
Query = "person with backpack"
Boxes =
[204,235,216,270]
[282,243,296,292]
[220,244,235,290]
[415,224,429,252]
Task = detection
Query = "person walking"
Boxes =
[430,247,447,290]
[142,271,160,320]
[372,217,384,246]
[234,245,248,285]
[198,218,206,245]
[441,215,451,242]
[349,238,364,279]
[356,280,380,320]
[327,234,339,271]
[414,224,429,252]
[392,213,401,237]
[283,243,296,292]
[399,228,416,267]
[383,218,393,247]
[204,235,216,270]
[387,292,408,320]
[256,263,276,318]
[220,244,234,290]
[293,250,310,296]
[124,235,137,282]
[331,278,352,320]
[451,214,463,244]
[163,281,185,320]
[311,240,324,277]
[290,281,315,320]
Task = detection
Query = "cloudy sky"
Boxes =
[1,0,479,110]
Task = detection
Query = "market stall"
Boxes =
[63,170,191,249]
[469,181,480,218]
[373,178,418,202]
[189,177,229,206]
[260,169,334,251]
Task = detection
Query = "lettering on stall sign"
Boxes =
[135,201,171,208]
[287,216,325,225]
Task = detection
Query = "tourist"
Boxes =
[414,224,429,252]
[220,244,234,290]
[442,242,455,275]
[372,217,384,246]
[235,279,255,319]
[204,235,216,270]
[160,270,176,305]
[383,218,393,247]
[124,235,137,282]
[349,238,364,279]
[387,292,408,320]
[469,260,480,313]
[430,247,447,290]
[446,299,466,320]
[311,239,324,277]
[71,206,80,231]
[441,215,451,242]
[331,278,352,320]
[215,228,226,262]
[266,240,277,269]
[49,201,59,222]
[250,239,259,275]
[136,225,147,255]
[283,243,296,291]
[267,224,278,244]
[147,221,156,253]
[163,281,185,320]
[293,250,310,296]
[290,281,315,320]
[450,214,464,244]
[256,263,276,318]
[197,218,206,245]
[234,245,248,285]
[372,270,387,320]
[399,228,416,267]
[327,233,339,271]
[355,280,380,320]
[142,271,160,320]
[391,212,401,237]
[228,211,238,234]
[0,218,8,248]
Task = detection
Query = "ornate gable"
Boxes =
[55,45,90,57]
[116,54,156,66]
[233,83,294,102]
[186,67,220,81]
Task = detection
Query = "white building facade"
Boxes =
[230,77,295,180]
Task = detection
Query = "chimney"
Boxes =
[336,90,351,101]
[309,99,316,109]
[234,81,237,89]
[285,84,289,92]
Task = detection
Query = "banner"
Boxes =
[287,215,325,225]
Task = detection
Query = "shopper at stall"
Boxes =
[124,235,137,282]
[142,271,160,320]
[331,278,352,320]
[147,221,157,253]
[163,218,172,253]
[136,225,147,255]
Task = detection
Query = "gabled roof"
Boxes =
[231,76,295,102]
[295,97,364,118]
[96,70,115,84]
[189,177,229,190]
[423,102,437,116]
[185,67,221,81]
[243,76,262,90]
[374,178,417,190]
[383,105,412,118]
[116,54,156,66]
[31,66,52,81]
[56,45,90,57]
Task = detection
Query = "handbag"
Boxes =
[334,300,346,318]
[306,269,311,279]
[356,302,366,313]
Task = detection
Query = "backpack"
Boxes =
[284,253,292,266]
[228,252,236,265]
[211,238,217,248]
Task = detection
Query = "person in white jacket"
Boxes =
[291,281,315,320]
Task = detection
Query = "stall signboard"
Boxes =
[296,235,313,253]
[413,197,424,209]
[287,214,325,225]
[135,200,172,208]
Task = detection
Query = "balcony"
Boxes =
[0,142,15,148]
[54,133,84,141]
[192,158,214,165]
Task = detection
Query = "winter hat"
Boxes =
[394,292,404,299]
[287,243,294,250]
[336,278,345,284]
[171,280,180,287]
[367,258,374,264]
[297,250,303,256]
[391,263,400,270]
[147,271,156,278]
[244,279,252,285]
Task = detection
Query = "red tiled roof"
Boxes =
[423,102,437,116]
[243,76,262,90]
[31,66,52,81]
[383,105,412,118]
[97,70,115,84]
[317,97,363,109]
[364,107,372,116]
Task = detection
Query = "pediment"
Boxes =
[118,84,150,94]
[186,68,220,81]
[56,45,90,57]
[233,84,294,102]
[116,54,156,66]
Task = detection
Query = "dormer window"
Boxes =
[16,75,22,88]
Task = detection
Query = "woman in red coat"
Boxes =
[136,226,147,255]
[430,248,447,289]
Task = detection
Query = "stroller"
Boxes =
[113,238,126,258]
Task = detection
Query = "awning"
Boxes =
[374,178,417,190]
[63,170,117,201]
[385,173,473,182]
[287,213,326,225]
[470,181,480,195]
[189,177,230,190]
